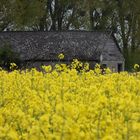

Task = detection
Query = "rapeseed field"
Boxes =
[0,60,140,140]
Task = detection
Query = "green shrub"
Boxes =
[0,43,21,70]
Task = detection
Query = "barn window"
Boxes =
[101,64,107,69]
[118,63,123,72]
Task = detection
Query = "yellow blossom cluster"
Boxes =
[0,61,140,140]
[58,53,65,60]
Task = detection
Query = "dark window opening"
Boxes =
[101,64,107,74]
[101,64,107,69]
[118,63,123,72]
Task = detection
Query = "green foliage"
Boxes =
[0,43,21,70]
[10,0,46,28]
[130,49,140,69]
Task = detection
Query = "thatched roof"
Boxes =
[0,31,124,62]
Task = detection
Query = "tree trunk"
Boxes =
[89,8,94,30]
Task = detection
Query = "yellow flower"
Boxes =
[84,62,89,71]
[105,68,112,74]
[132,122,140,132]
[0,59,139,139]
[80,131,85,138]
[102,135,114,140]
[10,63,18,70]
[7,129,19,140]
[42,65,52,72]
[58,53,64,59]
[134,64,139,70]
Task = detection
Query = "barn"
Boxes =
[0,31,125,72]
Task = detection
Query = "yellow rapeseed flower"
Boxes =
[58,53,64,59]
[0,60,139,140]
[134,64,139,70]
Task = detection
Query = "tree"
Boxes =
[0,0,12,31]
[85,0,140,70]
[0,0,87,31]
[113,0,140,69]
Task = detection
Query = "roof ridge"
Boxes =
[0,30,111,34]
